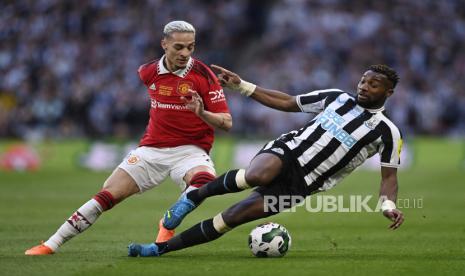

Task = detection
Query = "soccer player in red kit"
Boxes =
[25,20,232,255]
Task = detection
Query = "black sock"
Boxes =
[164,218,223,252]
[187,169,242,205]
[155,241,169,254]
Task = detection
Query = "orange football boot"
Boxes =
[155,219,175,243]
[25,242,54,255]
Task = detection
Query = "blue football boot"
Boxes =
[162,194,197,230]
[128,242,160,257]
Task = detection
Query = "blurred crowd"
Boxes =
[1,0,465,141]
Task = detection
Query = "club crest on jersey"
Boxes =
[177,81,193,96]
[364,117,379,130]
[149,83,156,90]
[127,154,140,165]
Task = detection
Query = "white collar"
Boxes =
[365,105,385,113]
[157,55,194,78]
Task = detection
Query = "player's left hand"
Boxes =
[383,209,404,230]
[181,89,204,116]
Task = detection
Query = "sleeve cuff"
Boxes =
[380,162,400,169]
[295,95,305,112]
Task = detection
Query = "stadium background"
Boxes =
[1,1,464,275]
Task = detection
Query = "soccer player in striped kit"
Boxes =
[128,64,405,257]
[25,21,232,255]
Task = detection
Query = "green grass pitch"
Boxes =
[0,138,464,275]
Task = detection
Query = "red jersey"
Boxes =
[137,56,229,153]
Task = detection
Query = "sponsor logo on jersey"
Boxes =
[316,109,357,148]
[349,105,364,117]
[150,99,188,111]
[209,89,225,103]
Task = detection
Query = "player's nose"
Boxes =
[179,48,191,58]
[358,82,368,92]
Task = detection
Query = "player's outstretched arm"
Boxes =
[379,166,404,230]
[211,65,300,112]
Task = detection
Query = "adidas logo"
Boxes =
[149,83,156,90]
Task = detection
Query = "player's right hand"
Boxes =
[383,209,404,230]
[211,64,242,90]
[181,89,204,116]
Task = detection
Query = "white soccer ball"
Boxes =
[248,222,291,257]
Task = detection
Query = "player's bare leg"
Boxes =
[156,165,215,243]
[129,192,275,257]
[25,168,140,255]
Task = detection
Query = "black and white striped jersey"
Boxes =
[274,89,403,192]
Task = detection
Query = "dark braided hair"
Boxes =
[368,64,399,88]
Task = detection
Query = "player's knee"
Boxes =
[222,198,265,228]
[103,168,140,200]
[222,208,267,228]
[245,169,271,186]
[221,209,242,228]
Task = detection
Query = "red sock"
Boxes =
[189,172,215,188]
[93,190,117,211]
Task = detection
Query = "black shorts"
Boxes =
[253,140,318,200]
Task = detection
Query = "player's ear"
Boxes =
[161,39,167,51]
[386,88,394,98]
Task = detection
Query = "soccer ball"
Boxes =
[248,222,291,257]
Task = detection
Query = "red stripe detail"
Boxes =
[189,172,215,188]
[193,172,214,177]
[93,190,116,211]
[93,194,108,210]
[191,176,212,182]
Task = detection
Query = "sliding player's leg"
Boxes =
[128,140,305,257]
[162,153,283,230]
[129,192,276,257]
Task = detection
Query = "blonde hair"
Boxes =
[163,21,195,37]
